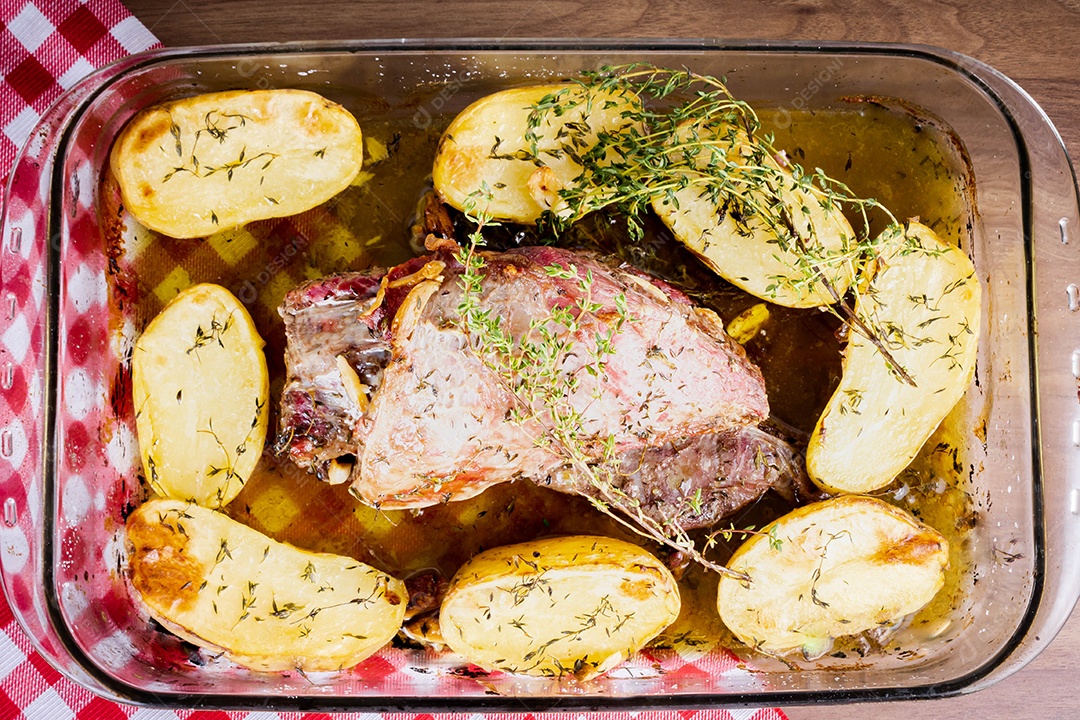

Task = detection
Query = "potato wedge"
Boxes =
[127,499,407,672]
[652,124,855,308]
[807,222,981,493]
[112,89,363,238]
[433,84,639,224]
[133,284,268,508]
[440,535,680,679]
[717,496,948,656]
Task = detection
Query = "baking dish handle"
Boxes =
[963,56,1080,691]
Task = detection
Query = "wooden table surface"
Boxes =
[121,1,1080,717]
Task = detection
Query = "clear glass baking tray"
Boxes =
[0,39,1078,710]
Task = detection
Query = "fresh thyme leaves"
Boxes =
[513,63,919,385]
[187,312,234,355]
[456,189,629,432]
[169,120,183,158]
[195,110,249,144]
[455,190,747,582]
[199,418,245,504]
[839,388,864,416]
[214,538,232,566]
[203,147,279,182]
[301,562,317,582]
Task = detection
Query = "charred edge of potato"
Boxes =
[652,124,855,308]
[432,84,640,225]
[111,89,363,238]
[126,498,407,672]
[132,283,269,509]
[717,495,948,658]
[807,221,982,494]
[439,535,680,679]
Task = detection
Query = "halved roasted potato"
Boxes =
[127,499,407,672]
[717,495,948,657]
[112,89,363,238]
[439,535,680,679]
[433,84,639,224]
[807,221,981,493]
[133,284,268,508]
[652,124,855,308]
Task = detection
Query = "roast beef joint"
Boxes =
[275,236,812,531]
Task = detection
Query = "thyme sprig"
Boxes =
[704,522,784,554]
[450,66,948,576]
[520,64,919,385]
[456,189,748,582]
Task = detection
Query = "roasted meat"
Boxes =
[545,425,815,530]
[277,241,804,526]
[275,272,390,476]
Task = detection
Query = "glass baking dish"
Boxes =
[1,39,1078,710]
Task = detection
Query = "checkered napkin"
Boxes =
[0,0,158,181]
[0,2,791,719]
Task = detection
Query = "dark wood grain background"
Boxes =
[121,1,1080,717]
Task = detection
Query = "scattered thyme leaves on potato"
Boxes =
[439,536,680,679]
[717,496,949,657]
[112,89,363,238]
[133,284,269,508]
[807,221,982,493]
[127,499,408,672]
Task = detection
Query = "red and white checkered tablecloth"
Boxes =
[0,2,790,719]
[0,0,157,181]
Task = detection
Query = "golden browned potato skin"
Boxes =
[127,499,408,672]
[433,84,639,224]
[439,535,680,679]
[717,496,948,657]
[112,89,363,238]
